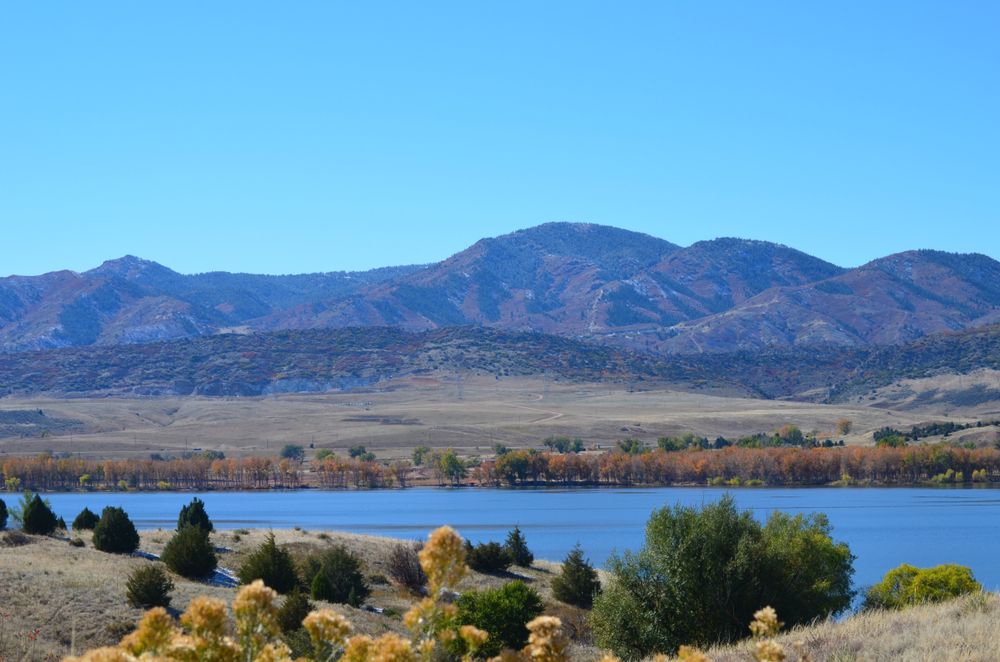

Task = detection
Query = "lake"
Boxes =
[38,486,1000,592]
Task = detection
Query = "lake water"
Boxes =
[39,487,1000,592]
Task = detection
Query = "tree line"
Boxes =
[4,442,1000,491]
[473,444,1000,486]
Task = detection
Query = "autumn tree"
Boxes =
[863,564,981,610]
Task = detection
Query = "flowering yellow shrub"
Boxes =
[65,524,794,662]
[65,526,569,662]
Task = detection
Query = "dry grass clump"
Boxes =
[0,529,32,547]
[705,592,1000,662]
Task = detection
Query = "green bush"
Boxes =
[280,444,305,462]
[504,526,534,567]
[73,507,100,531]
[126,564,175,609]
[277,588,313,633]
[551,544,601,609]
[92,507,140,554]
[301,545,370,607]
[863,563,982,610]
[162,525,218,579]
[177,497,214,533]
[0,497,6,530]
[465,541,512,573]
[237,532,299,593]
[590,495,854,659]
[455,581,544,657]
[21,493,58,535]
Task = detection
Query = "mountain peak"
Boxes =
[505,222,678,250]
[480,222,680,273]
[88,255,173,278]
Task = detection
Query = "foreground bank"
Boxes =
[3,524,998,662]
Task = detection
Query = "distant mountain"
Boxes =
[2,223,999,355]
[256,222,683,333]
[0,258,423,351]
[656,250,1000,352]
[254,228,849,340]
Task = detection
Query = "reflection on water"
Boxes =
[41,486,1000,592]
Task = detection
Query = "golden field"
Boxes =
[3,375,988,462]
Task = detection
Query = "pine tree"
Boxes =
[304,546,370,607]
[551,544,601,608]
[162,525,218,579]
[237,532,299,593]
[126,564,175,608]
[21,494,58,535]
[92,506,140,554]
[177,497,214,533]
[73,507,100,531]
[276,588,313,633]
[504,526,533,567]
[0,497,8,530]
[310,569,335,602]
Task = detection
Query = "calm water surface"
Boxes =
[41,487,1000,591]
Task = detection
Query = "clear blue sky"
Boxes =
[2,1,997,276]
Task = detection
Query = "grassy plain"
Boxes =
[0,375,980,461]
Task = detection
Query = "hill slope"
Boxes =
[0,326,694,397]
[0,322,997,402]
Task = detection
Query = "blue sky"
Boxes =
[1,1,997,276]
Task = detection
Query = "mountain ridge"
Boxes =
[2,222,998,354]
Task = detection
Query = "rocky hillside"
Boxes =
[2,223,999,354]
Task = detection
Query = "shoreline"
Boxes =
[17,480,1000,493]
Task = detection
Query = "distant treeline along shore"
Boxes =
[3,436,1000,492]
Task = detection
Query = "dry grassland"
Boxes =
[0,527,592,661]
[707,592,1000,662]
[0,375,971,461]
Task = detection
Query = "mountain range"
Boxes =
[3,222,1000,354]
